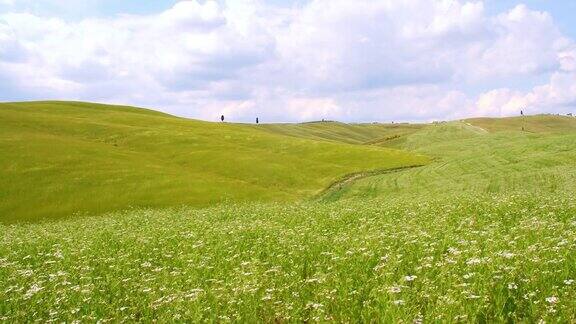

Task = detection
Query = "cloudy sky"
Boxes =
[1,0,575,122]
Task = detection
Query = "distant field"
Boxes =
[466,114,576,133]
[0,101,427,223]
[324,120,576,201]
[261,121,424,145]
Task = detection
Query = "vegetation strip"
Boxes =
[314,164,426,200]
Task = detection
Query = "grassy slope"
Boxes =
[466,114,576,133]
[0,101,427,223]
[323,117,576,201]
[261,121,424,145]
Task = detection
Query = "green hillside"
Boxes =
[322,118,576,201]
[0,101,427,223]
[261,121,424,144]
[466,114,576,133]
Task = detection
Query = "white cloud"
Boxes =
[0,0,575,122]
[469,4,564,79]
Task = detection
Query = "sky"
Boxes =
[1,0,576,122]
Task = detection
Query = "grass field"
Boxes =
[0,101,426,223]
[1,195,574,322]
[261,121,425,145]
[324,118,576,201]
[1,103,575,322]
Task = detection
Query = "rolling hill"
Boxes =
[322,118,576,201]
[0,101,428,223]
[260,121,424,145]
[466,114,576,133]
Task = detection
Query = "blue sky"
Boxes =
[486,0,576,38]
[1,0,575,122]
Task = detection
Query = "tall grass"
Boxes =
[1,195,574,322]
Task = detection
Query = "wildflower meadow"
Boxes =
[1,194,574,322]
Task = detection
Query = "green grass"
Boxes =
[324,119,576,201]
[466,114,576,133]
[1,195,574,322]
[261,121,424,145]
[0,101,427,223]
[1,103,576,322]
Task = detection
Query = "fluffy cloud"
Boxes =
[477,69,576,116]
[0,0,575,122]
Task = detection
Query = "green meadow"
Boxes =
[1,102,575,322]
[0,101,426,223]
[323,117,576,201]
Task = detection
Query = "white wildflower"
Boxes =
[545,296,558,304]
[54,250,64,259]
[306,302,323,309]
[24,284,43,300]
[448,247,461,255]
[262,294,273,301]
[388,286,402,294]
[463,273,474,279]
[466,258,482,265]
[404,275,417,282]
[499,251,515,259]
